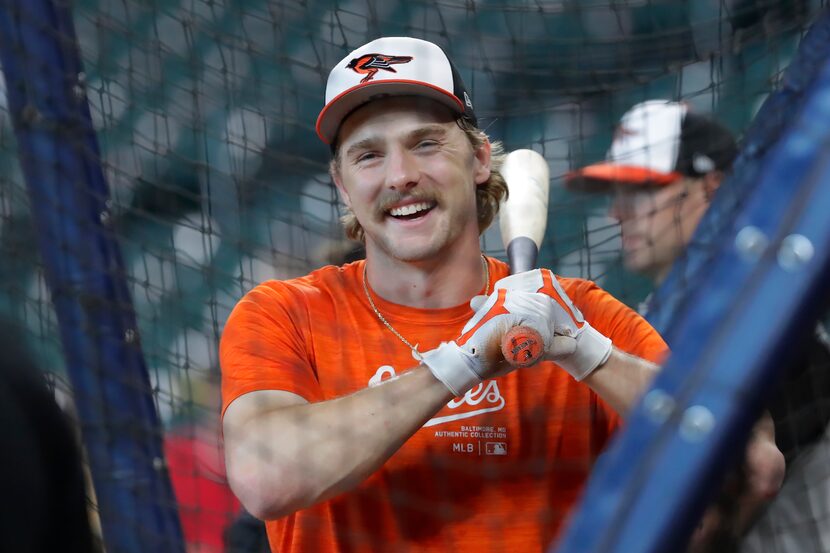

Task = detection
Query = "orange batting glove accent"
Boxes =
[491,269,612,381]
[421,288,555,396]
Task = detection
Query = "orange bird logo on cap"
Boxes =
[613,125,638,142]
[347,53,414,83]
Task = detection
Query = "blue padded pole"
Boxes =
[0,1,185,551]
[553,9,830,553]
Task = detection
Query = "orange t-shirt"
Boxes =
[220,258,667,552]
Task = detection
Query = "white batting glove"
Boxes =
[421,289,555,397]
[490,269,612,381]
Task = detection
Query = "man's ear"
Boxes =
[330,159,351,208]
[473,139,492,186]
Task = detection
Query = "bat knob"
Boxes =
[502,326,544,367]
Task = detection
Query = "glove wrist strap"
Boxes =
[421,342,481,397]
[558,325,612,381]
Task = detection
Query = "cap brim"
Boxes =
[566,163,681,191]
[316,80,465,145]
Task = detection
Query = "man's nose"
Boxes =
[385,147,419,191]
[608,193,629,221]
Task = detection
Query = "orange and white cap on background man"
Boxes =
[567,100,738,190]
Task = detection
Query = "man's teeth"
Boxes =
[389,202,433,217]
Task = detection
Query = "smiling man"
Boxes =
[219,37,668,553]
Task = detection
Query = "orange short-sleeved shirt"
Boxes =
[220,258,667,552]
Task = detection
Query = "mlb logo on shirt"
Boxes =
[485,442,507,455]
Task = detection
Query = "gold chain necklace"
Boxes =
[362,255,490,357]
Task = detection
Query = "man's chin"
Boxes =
[390,245,442,263]
[623,255,652,277]
[372,237,445,264]
[625,261,667,284]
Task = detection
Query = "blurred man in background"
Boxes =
[568,99,830,552]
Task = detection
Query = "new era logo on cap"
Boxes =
[567,99,737,190]
[316,37,477,145]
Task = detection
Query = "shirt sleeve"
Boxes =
[563,277,671,435]
[219,281,324,418]
[566,278,669,364]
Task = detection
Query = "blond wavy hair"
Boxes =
[331,118,508,243]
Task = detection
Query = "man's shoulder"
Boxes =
[546,273,605,299]
[245,261,361,302]
[544,272,640,323]
[226,261,363,334]
[493,260,610,303]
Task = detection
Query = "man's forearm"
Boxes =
[581,347,660,416]
[224,365,454,519]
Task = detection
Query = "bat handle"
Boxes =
[506,237,539,275]
[501,326,544,367]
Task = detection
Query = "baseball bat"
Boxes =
[498,149,550,367]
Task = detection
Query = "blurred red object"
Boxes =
[165,423,241,552]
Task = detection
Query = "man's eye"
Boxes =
[356,152,378,163]
[416,140,439,149]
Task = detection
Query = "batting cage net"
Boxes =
[0,1,828,552]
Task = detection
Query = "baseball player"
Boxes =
[568,99,827,552]
[220,38,667,552]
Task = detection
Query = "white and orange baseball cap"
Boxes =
[567,100,738,190]
[316,36,478,145]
